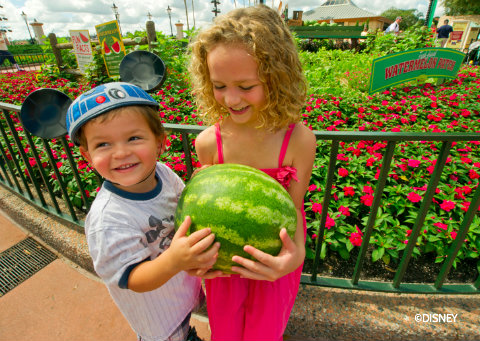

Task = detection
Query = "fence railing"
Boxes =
[0,53,52,73]
[1,101,479,294]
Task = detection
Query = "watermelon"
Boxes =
[103,39,111,55]
[79,32,89,43]
[111,41,121,53]
[174,164,297,273]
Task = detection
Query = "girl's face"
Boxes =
[207,43,266,126]
[79,109,163,193]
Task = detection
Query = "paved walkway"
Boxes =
[0,209,211,341]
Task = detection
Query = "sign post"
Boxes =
[368,47,465,94]
[95,20,126,77]
[446,21,470,50]
[69,30,94,75]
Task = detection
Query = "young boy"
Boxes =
[66,82,221,341]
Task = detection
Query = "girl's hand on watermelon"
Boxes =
[191,164,212,177]
[169,216,221,272]
[230,228,301,281]
[186,268,228,279]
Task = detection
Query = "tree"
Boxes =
[442,0,480,15]
[380,8,424,31]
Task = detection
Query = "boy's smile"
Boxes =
[79,108,163,193]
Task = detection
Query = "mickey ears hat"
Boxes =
[20,51,166,143]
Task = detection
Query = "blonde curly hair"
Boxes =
[188,5,306,131]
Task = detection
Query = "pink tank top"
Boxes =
[214,123,299,189]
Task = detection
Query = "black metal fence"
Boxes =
[1,101,479,294]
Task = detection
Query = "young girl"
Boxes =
[189,5,316,341]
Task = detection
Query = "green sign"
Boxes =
[95,20,126,77]
[368,48,465,94]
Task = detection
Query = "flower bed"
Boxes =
[0,62,479,275]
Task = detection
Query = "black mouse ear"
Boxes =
[20,88,72,139]
[119,50,167,93]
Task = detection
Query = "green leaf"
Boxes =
[320,243,327,259]
[372,247,385,262]
[305,246,315,260]
[338,247,350,260]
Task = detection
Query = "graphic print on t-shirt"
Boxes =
[145,215,175,252]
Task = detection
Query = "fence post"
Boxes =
[48,33,63,69]
[146,20,157,51]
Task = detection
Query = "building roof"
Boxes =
[303,0,377,21]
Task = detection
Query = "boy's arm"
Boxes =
[127,216,220,292]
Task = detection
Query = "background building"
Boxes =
[295,0,392,32]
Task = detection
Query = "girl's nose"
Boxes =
[224,89,241,107]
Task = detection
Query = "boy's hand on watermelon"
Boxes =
[168,216,221,272]
[230,228,302,281]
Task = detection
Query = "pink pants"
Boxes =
[205,265,302,341]
[206,208,306,341]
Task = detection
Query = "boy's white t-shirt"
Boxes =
[85,162,202,341]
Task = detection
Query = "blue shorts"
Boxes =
[0,50,17,66]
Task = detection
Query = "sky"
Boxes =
[0,0,445,41]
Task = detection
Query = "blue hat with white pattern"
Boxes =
[66,82,159,146]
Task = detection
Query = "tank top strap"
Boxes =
[278,123,296,167]
[214,123,224,164]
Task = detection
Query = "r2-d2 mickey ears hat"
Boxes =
[20,50,165,143]
[66,82,159,146]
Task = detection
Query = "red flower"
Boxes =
[363,185,374,194]
[408,159,421,167]
[451,231,457,240]
[349,226,363,246]
[407,192,422,203]
[311,202,322,213]
[469,169,480,179]
[360,194,374,206]
[326,215,335,229]
[338,205,350,216]
[439,200,455,212]
[433,222,448,230]
[343,186,355,197]
[338,168,349,177]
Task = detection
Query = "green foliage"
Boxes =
[380,7,424,31]
[364,23,436,55]
[442,0,480,15]
[130,31,191,91]
[300,49,373,96]
[7,44,44,55]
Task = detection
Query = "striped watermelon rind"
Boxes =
[174,163,297,273]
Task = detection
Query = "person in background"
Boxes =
[360,25,369,42]
[385,16,402,35]
[0,30,24,72]
[437,19,454,47]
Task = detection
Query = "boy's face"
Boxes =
[79,109,164,193]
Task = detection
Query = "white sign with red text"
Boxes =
[69,30,94,74]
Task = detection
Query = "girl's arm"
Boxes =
[231,124,317,281]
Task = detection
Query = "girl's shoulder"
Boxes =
[195,125,218,165]
[290,123,316,148]
[195,125,217,149]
